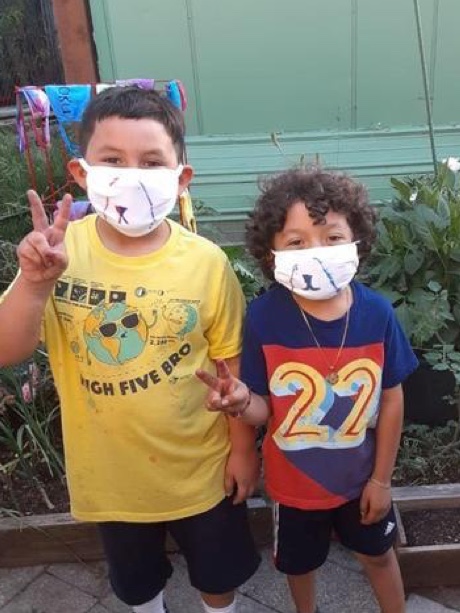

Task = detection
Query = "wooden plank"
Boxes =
[0,502,273,568]
[0,514,104,568]
[185,126,460,224]
[394,503,407,547]
[392,484,460,511]
[51,0,98,83]
[398,544,460,588]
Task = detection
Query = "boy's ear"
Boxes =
[178,165,193,195]
[68,159,87,190]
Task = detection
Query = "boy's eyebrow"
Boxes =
[95,146,165,156]
[323,221,347,229]
[283,222,346,233]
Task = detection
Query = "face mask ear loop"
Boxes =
[79,158,90,172]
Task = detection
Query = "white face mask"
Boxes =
[273,242,359,300]
[80,160,183,237]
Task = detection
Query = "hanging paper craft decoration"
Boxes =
[44,84,92,157]
[16,86,51,153]
[116,78,155,90]
[15,78,196,232]
[166,80,187,111]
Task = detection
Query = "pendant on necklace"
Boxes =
[325,371,339,385]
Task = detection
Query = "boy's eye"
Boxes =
[143,160,163,168]
[101,157,121,165]
[287,239,303,248]
[328,235,345,243]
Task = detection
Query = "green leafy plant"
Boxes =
[424,344,460,440]
[365,160,460,350]
[394,421,460,485]
[223,246,264,303]
[0,351,64,512]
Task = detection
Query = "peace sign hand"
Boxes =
[196,359,251,416]
[17,191,72,284]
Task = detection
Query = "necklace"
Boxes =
[297,288,351,385]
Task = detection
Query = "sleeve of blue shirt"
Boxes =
[240,310,270,396]
[382,308,419,389]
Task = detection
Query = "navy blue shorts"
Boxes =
[273,498,397,575]
[98,497,260,606]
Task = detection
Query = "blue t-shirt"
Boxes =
[241,281,418,510]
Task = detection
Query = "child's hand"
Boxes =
[196,359,251,416]
[17,191,72,285]
[225,447,259,504]
[359,480,392,525]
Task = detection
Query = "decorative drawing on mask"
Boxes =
[163,302,198,339]
[114,205,128,224]
[100,181,169,227]
[138,181,155,222]
[313,257,339,292]
[83,302,148,365]
[301,274,320,292]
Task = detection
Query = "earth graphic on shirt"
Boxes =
[163,302,198,338]
[83,302,148,365]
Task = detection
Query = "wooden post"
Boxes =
[51,0,98,84]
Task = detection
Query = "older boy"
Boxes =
[0,87,259,613]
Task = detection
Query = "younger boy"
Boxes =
[197,167,418,613]
[0,87,259,613]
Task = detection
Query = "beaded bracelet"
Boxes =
[368,477,391,490]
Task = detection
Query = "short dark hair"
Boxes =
[79,86,185,160]
[246,167,377,280]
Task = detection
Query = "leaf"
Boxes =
[404,251,424,275]
[433,363,450,371]
[378,288,404,304]
[436,193,451,228]
[453,303,460,325]
[427,280,442,293]
[450,248,460,263]
[391,178,412,203]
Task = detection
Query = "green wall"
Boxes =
[89,0,460,241]
[90,0,460,135]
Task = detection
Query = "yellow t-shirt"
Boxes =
[41,216,245,522]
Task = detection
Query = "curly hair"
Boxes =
[246,167,377,280]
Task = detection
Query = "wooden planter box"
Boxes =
[393,483,460,588]
[0,497,272,568]
[2,486,460,590]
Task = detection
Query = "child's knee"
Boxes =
[355,547,396,570]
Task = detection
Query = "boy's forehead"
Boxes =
[87,116,176,155]
[285,202,349,226]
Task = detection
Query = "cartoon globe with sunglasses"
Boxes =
[83,302,148,365]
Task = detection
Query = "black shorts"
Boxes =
[273,498,397,575]
[98,497,260,606]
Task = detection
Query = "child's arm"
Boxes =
[196,358,271,426]
[0,192,71,366]
[360,384,404,525]
[196,357,271,504]
[224,356,259,504]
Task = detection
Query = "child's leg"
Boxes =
[97,521,171,609]
[132,591,166,613]
[355,548,405,613]
[200,592,236,611]
[273,503,332,613]
[287,572,317,613]
[169,497,260,613]
[334,499,403,613]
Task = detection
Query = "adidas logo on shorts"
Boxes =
[384,521,395,536]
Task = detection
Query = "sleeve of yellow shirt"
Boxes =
[206,257,246,360]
